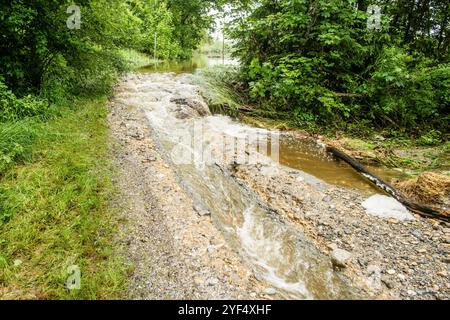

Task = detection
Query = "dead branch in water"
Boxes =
[326,146,449,223]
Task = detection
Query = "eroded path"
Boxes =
[108,78,263,299]
[108,73,449,300]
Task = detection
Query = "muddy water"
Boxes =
[116,72,370,299]
[276,137,408,194]
[141,55,407,194]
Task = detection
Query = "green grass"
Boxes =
[0,97,127,299]
[193,66,247,115]
[117,49,157,70]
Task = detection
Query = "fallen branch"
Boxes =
[326,145,449,222]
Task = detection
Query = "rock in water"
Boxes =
[361,195,415,221]
[331,248,352,268]
[264,288,277,295]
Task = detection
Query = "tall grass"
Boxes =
[0,121,38,175]
[0,98,127,299]
[193,66,246,116]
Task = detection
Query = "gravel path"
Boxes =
[108,84,266,299]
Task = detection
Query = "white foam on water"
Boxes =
[237,206,312,299]
[204,115,271,140]
[362,194,415,221]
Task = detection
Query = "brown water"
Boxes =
[138,54,409,194]
[152,55,410,193]
[124,63,410,299]
[138,54,236,74]
[276,136,409,194]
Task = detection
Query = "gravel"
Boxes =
[108,73,450,300]
[231,164,450,300]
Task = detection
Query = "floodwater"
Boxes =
[125,57,408,299]
[140,54,408,194]
[138,54,237,74]
[117,71,371,299]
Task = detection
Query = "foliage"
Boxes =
[0,77,52,122]
[167,0,216,59]
[0,0,214,96]
[228,0,450,133]
[418,130,443,146]
[366,48,450,129]
[0,121,37,174]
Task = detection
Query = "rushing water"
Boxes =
[116,56,413,298]
[118,55,412,299]
[116,52,417,298]
[138,55,406,194]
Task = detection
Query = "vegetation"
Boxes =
[226,0,449,137]
[193,66,246,114]
[0,98,126,299]
[0,0,214,299]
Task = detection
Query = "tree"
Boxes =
[227,0,449,132]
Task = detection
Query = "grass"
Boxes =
[195,65,450,174]
[0,97,127,299]
[0,121,38,174]
[193,66,246,115]
[117,49,158,70]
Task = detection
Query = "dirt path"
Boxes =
[108,83,266,299]
[107,73,449,300]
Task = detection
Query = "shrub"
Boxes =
[230,0,450,134]
[0,77,52,122]
[366,48,449,130]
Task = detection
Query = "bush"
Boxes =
[0,120,37,174]
[230,0,450,135]
[366,48,449,130]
